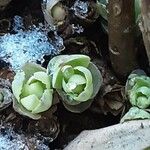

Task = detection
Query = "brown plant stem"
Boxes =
[108,0,138,80]
[139,0,150,65]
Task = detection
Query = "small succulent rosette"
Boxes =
[42,0,69,30]
[12,63,53,119]
[47,54,103,113]
[121,70,150,122]
[0,78,14,111]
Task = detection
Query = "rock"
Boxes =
[64,120,150,150]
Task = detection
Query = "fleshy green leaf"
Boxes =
[13,97,41,120]
[59,84,94,112]
[70,66,93,102]
[64,74,86,94]
[62,79,72,93]
[27,71,51,89]
[62,99,93,113]
[20,94,41,111]
[120,107,150,123]
[47,54,91,75]
[64,55,90,68]
[136,86,150,96]
[126,69,148,93]
[52,67,63,89]
[12,71,25,102]
[129,89,137,106]
[22,82,44,99]
[136,77,150,88]
[67,74,86,85]
[32,89,53,114]
[57,89,81,106]
[136,96,150,109]
[22,63,46,81]
[88,62,103,99]
[62,78,86,95]
[61,65,74,80]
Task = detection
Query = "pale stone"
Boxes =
[65,120,150,150]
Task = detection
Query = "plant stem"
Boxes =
[108,0,138,80]
[139,0,150,65]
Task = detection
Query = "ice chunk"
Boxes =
[71,24,84,34]
[71,0,89,17]
[12,15,25,32]
[0,16,64,72]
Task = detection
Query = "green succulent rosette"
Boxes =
[12,63,53,120]
[47,54,103,113]
[121,70,150,122]
[126,70,150,109]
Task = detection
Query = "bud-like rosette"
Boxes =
[126,70,150,109]
[42,0,69,31]
[12,63,53,119]
[47,54,103,113]
[121,70,150,122]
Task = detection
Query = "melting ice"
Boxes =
[0,16,64,72]
[71,0,89,17]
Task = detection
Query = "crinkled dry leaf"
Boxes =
[64,37,99,55]
[71,0,99,26]
[90,58,125,116]
[94,84,125,116]
[0,78,14,111]
[91,59,125,116]
[27,106,60,141]
[0,68,15,81]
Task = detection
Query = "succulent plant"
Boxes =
[0,78,14,111]
[125,70,150,109]
[47,54,103,113]
[12,63,53,120]
[42,0,69,31]
[121,70,150,122]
